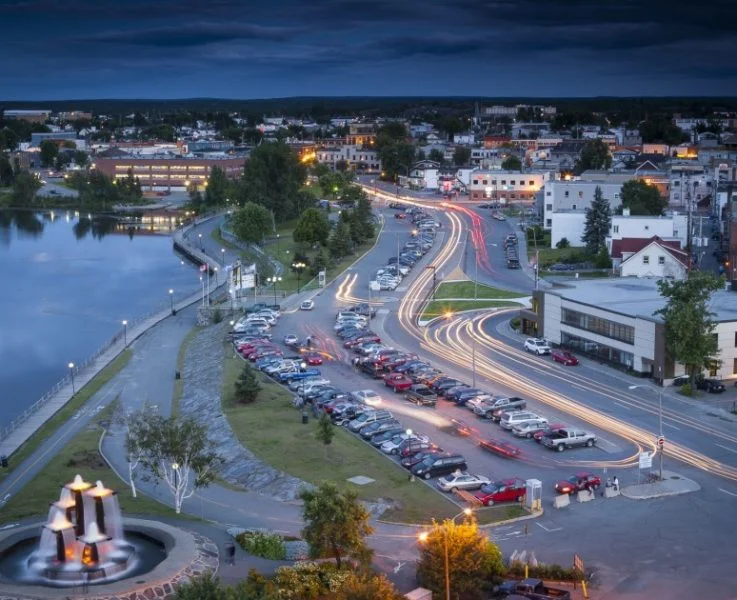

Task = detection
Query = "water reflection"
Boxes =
[0,210,46,242]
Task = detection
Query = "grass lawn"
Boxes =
[0,401,184,522]
[222,352,478,524]
[421,300,523,320]
[172,327,199,417]
[433,281,526,300]
[0,350,133,484]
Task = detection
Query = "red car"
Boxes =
[383,372,414,392]
[533,424,566,443]
[449,418,473,437]
[343,335,380,349]
[304,352,323,366]
[478,438,522,459]
[473,478,527,506]
[552,349,579,366]
[554,472,602,495]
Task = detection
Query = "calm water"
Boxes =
[0,210,201,426]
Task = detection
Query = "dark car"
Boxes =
[431,378,465,393]
[368,427,405,446]
[551,349,579,366]
[360,419,401,439]
[398,439,440,458]
[696,377,726,394]
[411,454,467,480]
[400,448,443,468]
[443,386,474,403]
[478,438,522,459]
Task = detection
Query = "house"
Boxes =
[453,133,475,145]
[403,160,441,190]
[608,212,688,249]
[612,236,689,280]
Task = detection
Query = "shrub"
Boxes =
[212,307,223,324]
[507,561,582,582]
[555,237,570,249]
[593,247,612,269]
[235,530,287,560]
[679,382,694,396]
[510,317,521,330]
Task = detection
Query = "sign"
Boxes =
[573,553,584,573]
[369,280,381,292]
[639,451,653,469]
[318,270,326,288]
[657,435,665,447]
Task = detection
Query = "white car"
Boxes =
[298,379,332,396]
[512,418,550,438]
[350,389,382,406]
[300,300,314,310]
[524,338,551,355]
[436,472,491,493]
[283,334,299,345]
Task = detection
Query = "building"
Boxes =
[30,131,79,147]
[315,145,380,172]
[403,161,441,190]
[94,153,246,190]
[522,278,737,381]
[612,236,689,280]
[469,170,551,203]
[57,111,93,122]
[608,212,689,249]
[3,109,51,123]
[346,123,377,147]
[184,140,234,153]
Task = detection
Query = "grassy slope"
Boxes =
[433,281,526,300]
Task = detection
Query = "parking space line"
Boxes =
[535,522,563,533]
[715,443,737,454]
[718,488,737,498]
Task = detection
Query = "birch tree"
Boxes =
[121,404,158,498]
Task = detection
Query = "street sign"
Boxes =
[639,451,653,469]
[318,270,326,288]
[657,435,665,447]
[573,553,584,573]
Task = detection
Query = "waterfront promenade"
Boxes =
[0,213,229,459]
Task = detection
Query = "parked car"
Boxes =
[400,448,443,469]
[283,334,299,346]
[533,424,567,443]
[500,411,545,431]
[368,427,406,447]
[404,384,438,406]
[478,438,522,459]
[350,389,382,406]
[398,439,439,458]
[436,472,491,493]
[552,349,579,366]
[381,433,427,454]
[347,409,392,432]
[541,429,597,452]
[360,418,402,439]
[411,454,467,480]
[554,472,602,495]
[524,338,551,355]
[383,372,414,392]
[473,478,527,506]
[511,418,550,439]
[300,300,314,311]
[497,579,571,600]
[696,377,726,394]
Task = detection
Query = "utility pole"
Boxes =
[471,336,476,387]
[534,249,539,290]
[658,366,664,482]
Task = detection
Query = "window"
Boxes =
[492,180,497,185]
[546,219,552,227]
[482,179,488,185]
[546,204,553,211]
[643,255,650,264]
[501,180,507,185]
[733,358,737,375]
[734,331,737,347]
[658,256,665,265]
[572,204,577,210]
[510,180,516,185]
[613,225,619,233]
[546,191,552,196]
[564,191,569,198]
[529,180,534,186]
[561,309,635,345]
[614,194,619,199]
[578,191,584,198]
[644,225,649,230]
[473,180,478,185]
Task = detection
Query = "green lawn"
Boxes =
[222,352,465,524]
[421,300,523,320]
[433,281,526,300]
[0,350,133,483]
[0,401,184,522]
[172,327,199,417]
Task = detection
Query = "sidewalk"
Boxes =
[0,214,229,459]
[621,470,700,500]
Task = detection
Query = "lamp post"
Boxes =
[628,368,664,481]
[169,289,174,313]
[418,508,473,600]
[292,261,306,294]
[68,362,76,395]
[300,361,308,398]
[221,247,226,265]
[172,462,180,491]
[200,276,205,306]
[267,276,282,306]
[122,320,128,347]
[276,233,280,255]
[214,266,219,287]
[198,233,203,250]
[425,265,437,301]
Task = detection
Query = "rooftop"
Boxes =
[548,277,736,323]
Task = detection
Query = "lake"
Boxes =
[0,209,202,427]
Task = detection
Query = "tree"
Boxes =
[238,141,306,222]
[116,168,143,203]
[73,150,88,166]
[299,481,374,569]
[293,207,331,246]
[329,218,352,259]
[127,413,222,513]
[234,362,262,404]
[11,171,41,205]
[655,272,723,389]
[575,139,611,173]
[0,128,20,152]
[316,412,335,455]
[453,146,471,166]
[353,194,375,241]
[0,153,15,186]
[581,185,612,255]
[39,139,58,168]
[377,143,415,181]
[417,518,505,600]
[205,165,230,207]
[232,202,273,244]
[501,154,522,171]
[119,401,159,499]
[428,148,445,164]
[312,246,329,276]
[174,572,229,600]
[556,237,570,249]
[620,179,667,216]
[334,572,404,600]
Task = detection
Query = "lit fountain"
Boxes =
[27,475,135,583]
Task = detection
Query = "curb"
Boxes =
[377,508,544,529]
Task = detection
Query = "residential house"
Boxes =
[453,133,475,145]
[404,160,441,190]
[612,236,689,280]
[315,145,380,172]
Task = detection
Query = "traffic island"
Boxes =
[621,470,700,500]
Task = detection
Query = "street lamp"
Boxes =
[418,508,474,600]
[276,233,280,254]
[122,320,128,347]
[292,261,306,294]
[169,289,174,313]
[267,276,282,306]
[198,233,203,250]
[68,362,76,394]
[172,462,180,490]
[221,247,226,264]
[628,367,664,481]
[425,265,437,301]
[199,276,205,306]
[214,266,219,287]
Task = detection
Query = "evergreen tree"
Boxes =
[205,165,230,206]
[234,362,262,404]
[581,185,611,255]
[329,217,352,258]
[575,139,612,173]
[312,246,329,276]
[453,146,471,166]
[39,139,58,168]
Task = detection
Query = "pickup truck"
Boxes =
[474,396,527,420]
[541,428,596,452]
[359,361,386,379]
[498,578,571,600]
[404,384,438,406]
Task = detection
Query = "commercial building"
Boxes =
[469,170,551,203]
[30,131,79,147]
[521,278,737,382]
[94,153,245,190]
[57,111,93,121]
[3,109,51,123]
[315,145,380,172]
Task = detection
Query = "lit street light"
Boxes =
[198,232,203,250]
[172,461,180,490]
[267,275,282,306]
[292,261,306,294]
[169,289,174,314]
[276,233,280,254]
[68,362,76,394]
[221,247,226,265]
[122,320,128,347]
[214,266,219,287]
[417,508,473,600]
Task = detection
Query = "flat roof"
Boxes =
[547,277,737,323]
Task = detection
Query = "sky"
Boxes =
[1,0,736,100]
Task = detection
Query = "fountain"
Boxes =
[26,475,136,583]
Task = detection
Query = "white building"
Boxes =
[615,237,689,280]
[524,278,737,381]
[315,145,380,172]
[406,161,441,190]
[469,169,551,203]
[608,212,688,249]
[453,133,475,145]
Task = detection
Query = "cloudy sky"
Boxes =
[1,0,735,99]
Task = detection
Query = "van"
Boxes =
[500,411,542,430]
[410,454,467,480]
[347,410,393,432]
